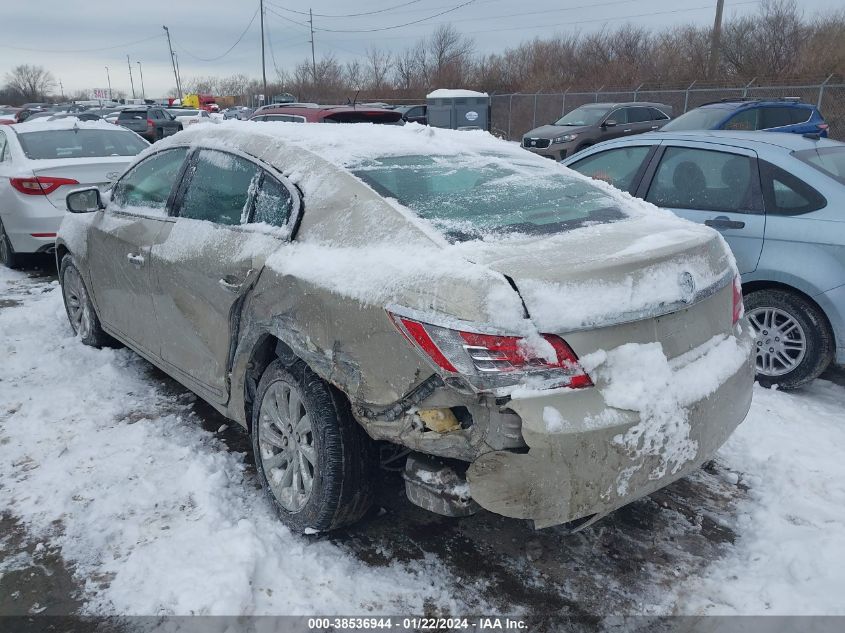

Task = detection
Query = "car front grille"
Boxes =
[523,137,551,149]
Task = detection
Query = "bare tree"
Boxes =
[4,65,55,101]
[365,48,392,92]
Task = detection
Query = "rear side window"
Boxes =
[16,129,148,160]
[111,147,188,212]
[0,130,7,162]
[645,146,756,212]
[251,174,294,227]
[789,108,812,125]
[324,111,403,124]
[179,150,259,225]
[626,107,651,123]
[567,146,652,192]
[649,108,670,121]
[759,160,826,215]
[761,107,796,129]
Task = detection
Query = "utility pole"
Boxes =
[137,62,146,99]
[260,0,267,104]
[309,8,316,83]
[174,53,182,97]
[59,79,65,100]
[707,0,725,80]
[162,25,182,100]
[105,66,112,101]
[127,55,136,99]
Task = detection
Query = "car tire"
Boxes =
[59,255,114,348]
[252,358,375,533]
[744,288,834,390]
[0,219,20,269]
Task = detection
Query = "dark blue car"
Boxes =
[661,98,829,137]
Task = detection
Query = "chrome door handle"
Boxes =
[126,253,145,267]
[651,125,660,129]
[623,128,632,132]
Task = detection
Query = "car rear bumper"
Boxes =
[0,199,63,254]
[466,326,755,529]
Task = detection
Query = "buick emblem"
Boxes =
[679,272,696,302]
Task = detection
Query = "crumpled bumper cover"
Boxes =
[466,331,755,529]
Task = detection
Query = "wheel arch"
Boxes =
[741,279,836,345]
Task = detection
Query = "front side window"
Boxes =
[179,150,259,225]
[0,130,7,162]
[759,161,826,215]
[111,148,188,212]
[607,109,627,124]
[568,146,652,192]
[552,106,611,127]
[16,129,148,160]
[352,154,625,241]
[646,146,755,212]
[723,108,759,131]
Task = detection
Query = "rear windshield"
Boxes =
[118,110,148,120]
[351,154,625,241]
[17,129,148,159]
[553,106,610,127]
[324,111,403,125]
[661,107,732,131]
[794,147,845,185]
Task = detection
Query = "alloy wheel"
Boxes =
[62,266,93,340]
[258,380,316,513]
[747,306,807,377]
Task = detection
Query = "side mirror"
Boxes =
[66,187,104,213]
[602,119,617,128]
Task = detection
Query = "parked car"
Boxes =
[661,98,828,137]
[395,104,427,125]
[0,120,148,268]
[166,108,218,127]
[223,107,254,120]
[522,102,673,160]
[564,130,845,389]
[116,106,182,142]
[250,104,403,124]
[56,123,753,534]
[0,108,23,125]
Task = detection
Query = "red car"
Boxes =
[249,104,403,125]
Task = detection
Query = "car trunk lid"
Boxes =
[30,157,133,208]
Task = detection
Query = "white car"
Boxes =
[0,119,149,268]
[166,109,217,127]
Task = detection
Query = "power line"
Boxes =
[309,0,478,33]
[172,8,260,62]
[267,0,422,18]
[0,34,163,54]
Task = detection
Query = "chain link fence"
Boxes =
[491,81,845,142]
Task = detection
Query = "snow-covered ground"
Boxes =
[1,264,844,617]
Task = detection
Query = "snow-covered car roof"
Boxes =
[10,118,127,134]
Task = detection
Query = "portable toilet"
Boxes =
[425,89,490,131]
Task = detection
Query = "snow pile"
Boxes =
[0,271,491,616]
[679,380,845,615]
[581,333,752,494]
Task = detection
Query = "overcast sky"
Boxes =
[2,0,841,97]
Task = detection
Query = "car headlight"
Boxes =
[552,133,578,144]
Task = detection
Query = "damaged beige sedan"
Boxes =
[56,123,754,533]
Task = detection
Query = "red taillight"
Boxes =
[732,276,744,325]
[818,123,829,131]
[146,119,155,129]
[389,311,592,392]
[10,176,80,196]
